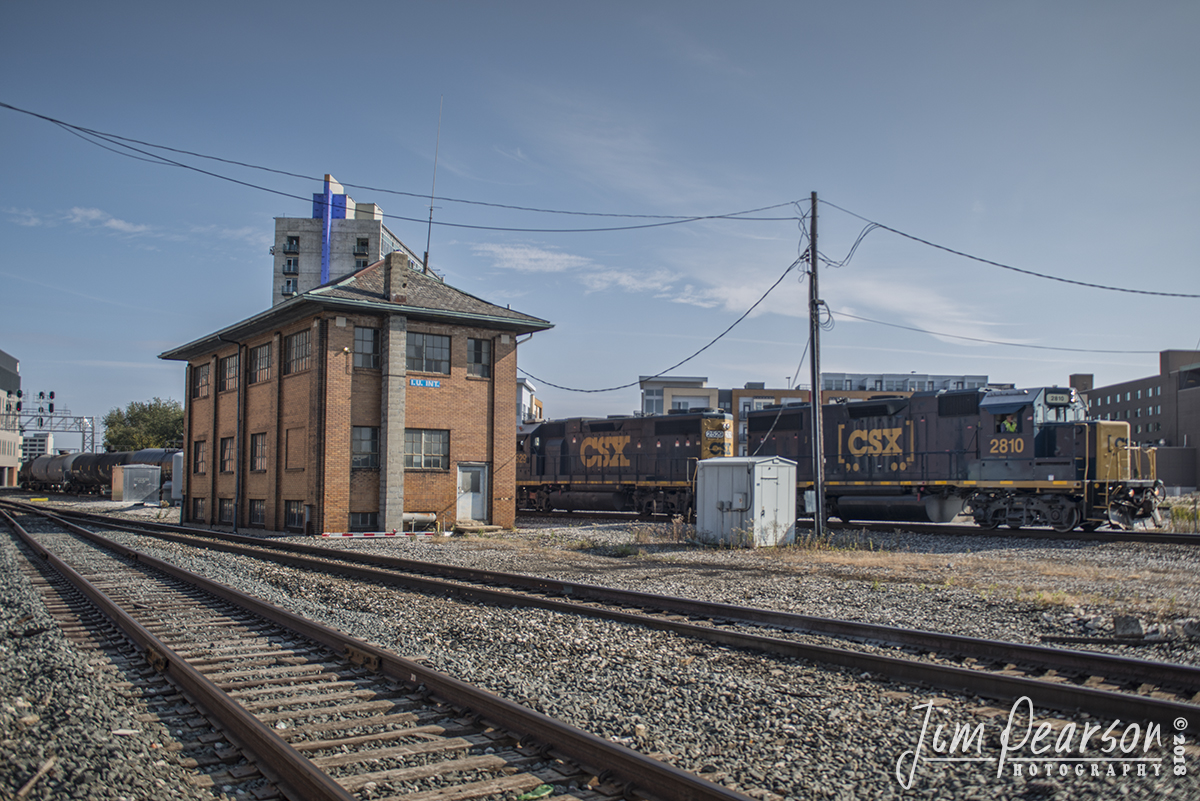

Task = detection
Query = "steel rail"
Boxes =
[0,509,356,801]
[2,505,757,801]
[33,502,1200,694]
[14,503,1200,734]
[516,510,1200,546]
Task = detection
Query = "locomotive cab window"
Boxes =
[995,413,1021,434]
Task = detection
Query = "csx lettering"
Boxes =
[581,435,631,468]
[847,428,903,457]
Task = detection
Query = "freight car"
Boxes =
[19,449,178,496]
[517,409,734,515]
[747,386,1162,532]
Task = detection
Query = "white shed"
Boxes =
[696,456,797,547]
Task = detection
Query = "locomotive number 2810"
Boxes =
[988,437,1026,455]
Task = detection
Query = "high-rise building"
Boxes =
[271,175,423,304]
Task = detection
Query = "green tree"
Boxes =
[102,397,185,451]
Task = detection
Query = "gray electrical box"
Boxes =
[113,464,161,505]
[696,456,797,547]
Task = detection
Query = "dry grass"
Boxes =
[1162,494,1200,533]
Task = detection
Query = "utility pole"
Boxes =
[808,191,827,537]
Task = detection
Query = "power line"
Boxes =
[1,101,800,233]
[519,256,804,393]
[833,310,1161,354]
[820,198,1200,299]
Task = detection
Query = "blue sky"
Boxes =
[2,1,1197,443]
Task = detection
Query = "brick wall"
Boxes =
[180,309,523,533]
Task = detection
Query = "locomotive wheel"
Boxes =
[1051,508,1080,533]
[978,518,1000,531]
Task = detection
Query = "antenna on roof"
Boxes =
[423,96,443,276]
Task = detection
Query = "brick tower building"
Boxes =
[161,251,552,533]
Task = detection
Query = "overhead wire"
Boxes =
[820,198,1200,299]
[750,337,811,457]
[0,101,800,233]
[518,255,804,393]
[832,310,1161,354]
[7,101,1191,386]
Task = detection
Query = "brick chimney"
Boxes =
[384,252,409,304]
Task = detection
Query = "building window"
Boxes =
[351,426,379,468]
[350,512,378,532]
[284,235,299,253]
[406,333,451,374]
[643,388,663,415]
[192,440,207,474]
[354,327,380,368]
[218,498,234,524]
[248,344,271,384]
[251,433,267,471]
[192,363,210,399]
[220,437,235,473]
[249,499,265,527]
[354,238,369,256]
[191,497,206,522]
[467,338,491,378]
[355,258,369,270]
[405,429,449,469]
[284,330,311,374]
[284,500,305,530]
[219,354,239,393]
[283,278,298,294]
[283,257,299,275]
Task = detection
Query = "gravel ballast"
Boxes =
[4,496,1200,800]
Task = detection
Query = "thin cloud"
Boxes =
[580,268,677,294]
[67,207,151,234]
[3,207,48,227]
[0,269,147,311]
[828,272,1024,346]
[472,243,591,273]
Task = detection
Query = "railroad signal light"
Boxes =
[48,403,54,413]
[15,401,20,411]
[37,417,44,427]
[49,391,55,400]
[37,391,45,400]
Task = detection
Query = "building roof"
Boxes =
[161,260,552,361]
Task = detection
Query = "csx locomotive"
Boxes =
[747,386,1162,531]
[516,409,733,515]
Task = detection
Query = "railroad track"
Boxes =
[7,500,1200,738]
[516,510,1200,546]
[1,505,755,801]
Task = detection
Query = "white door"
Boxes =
[456,464,488,522]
